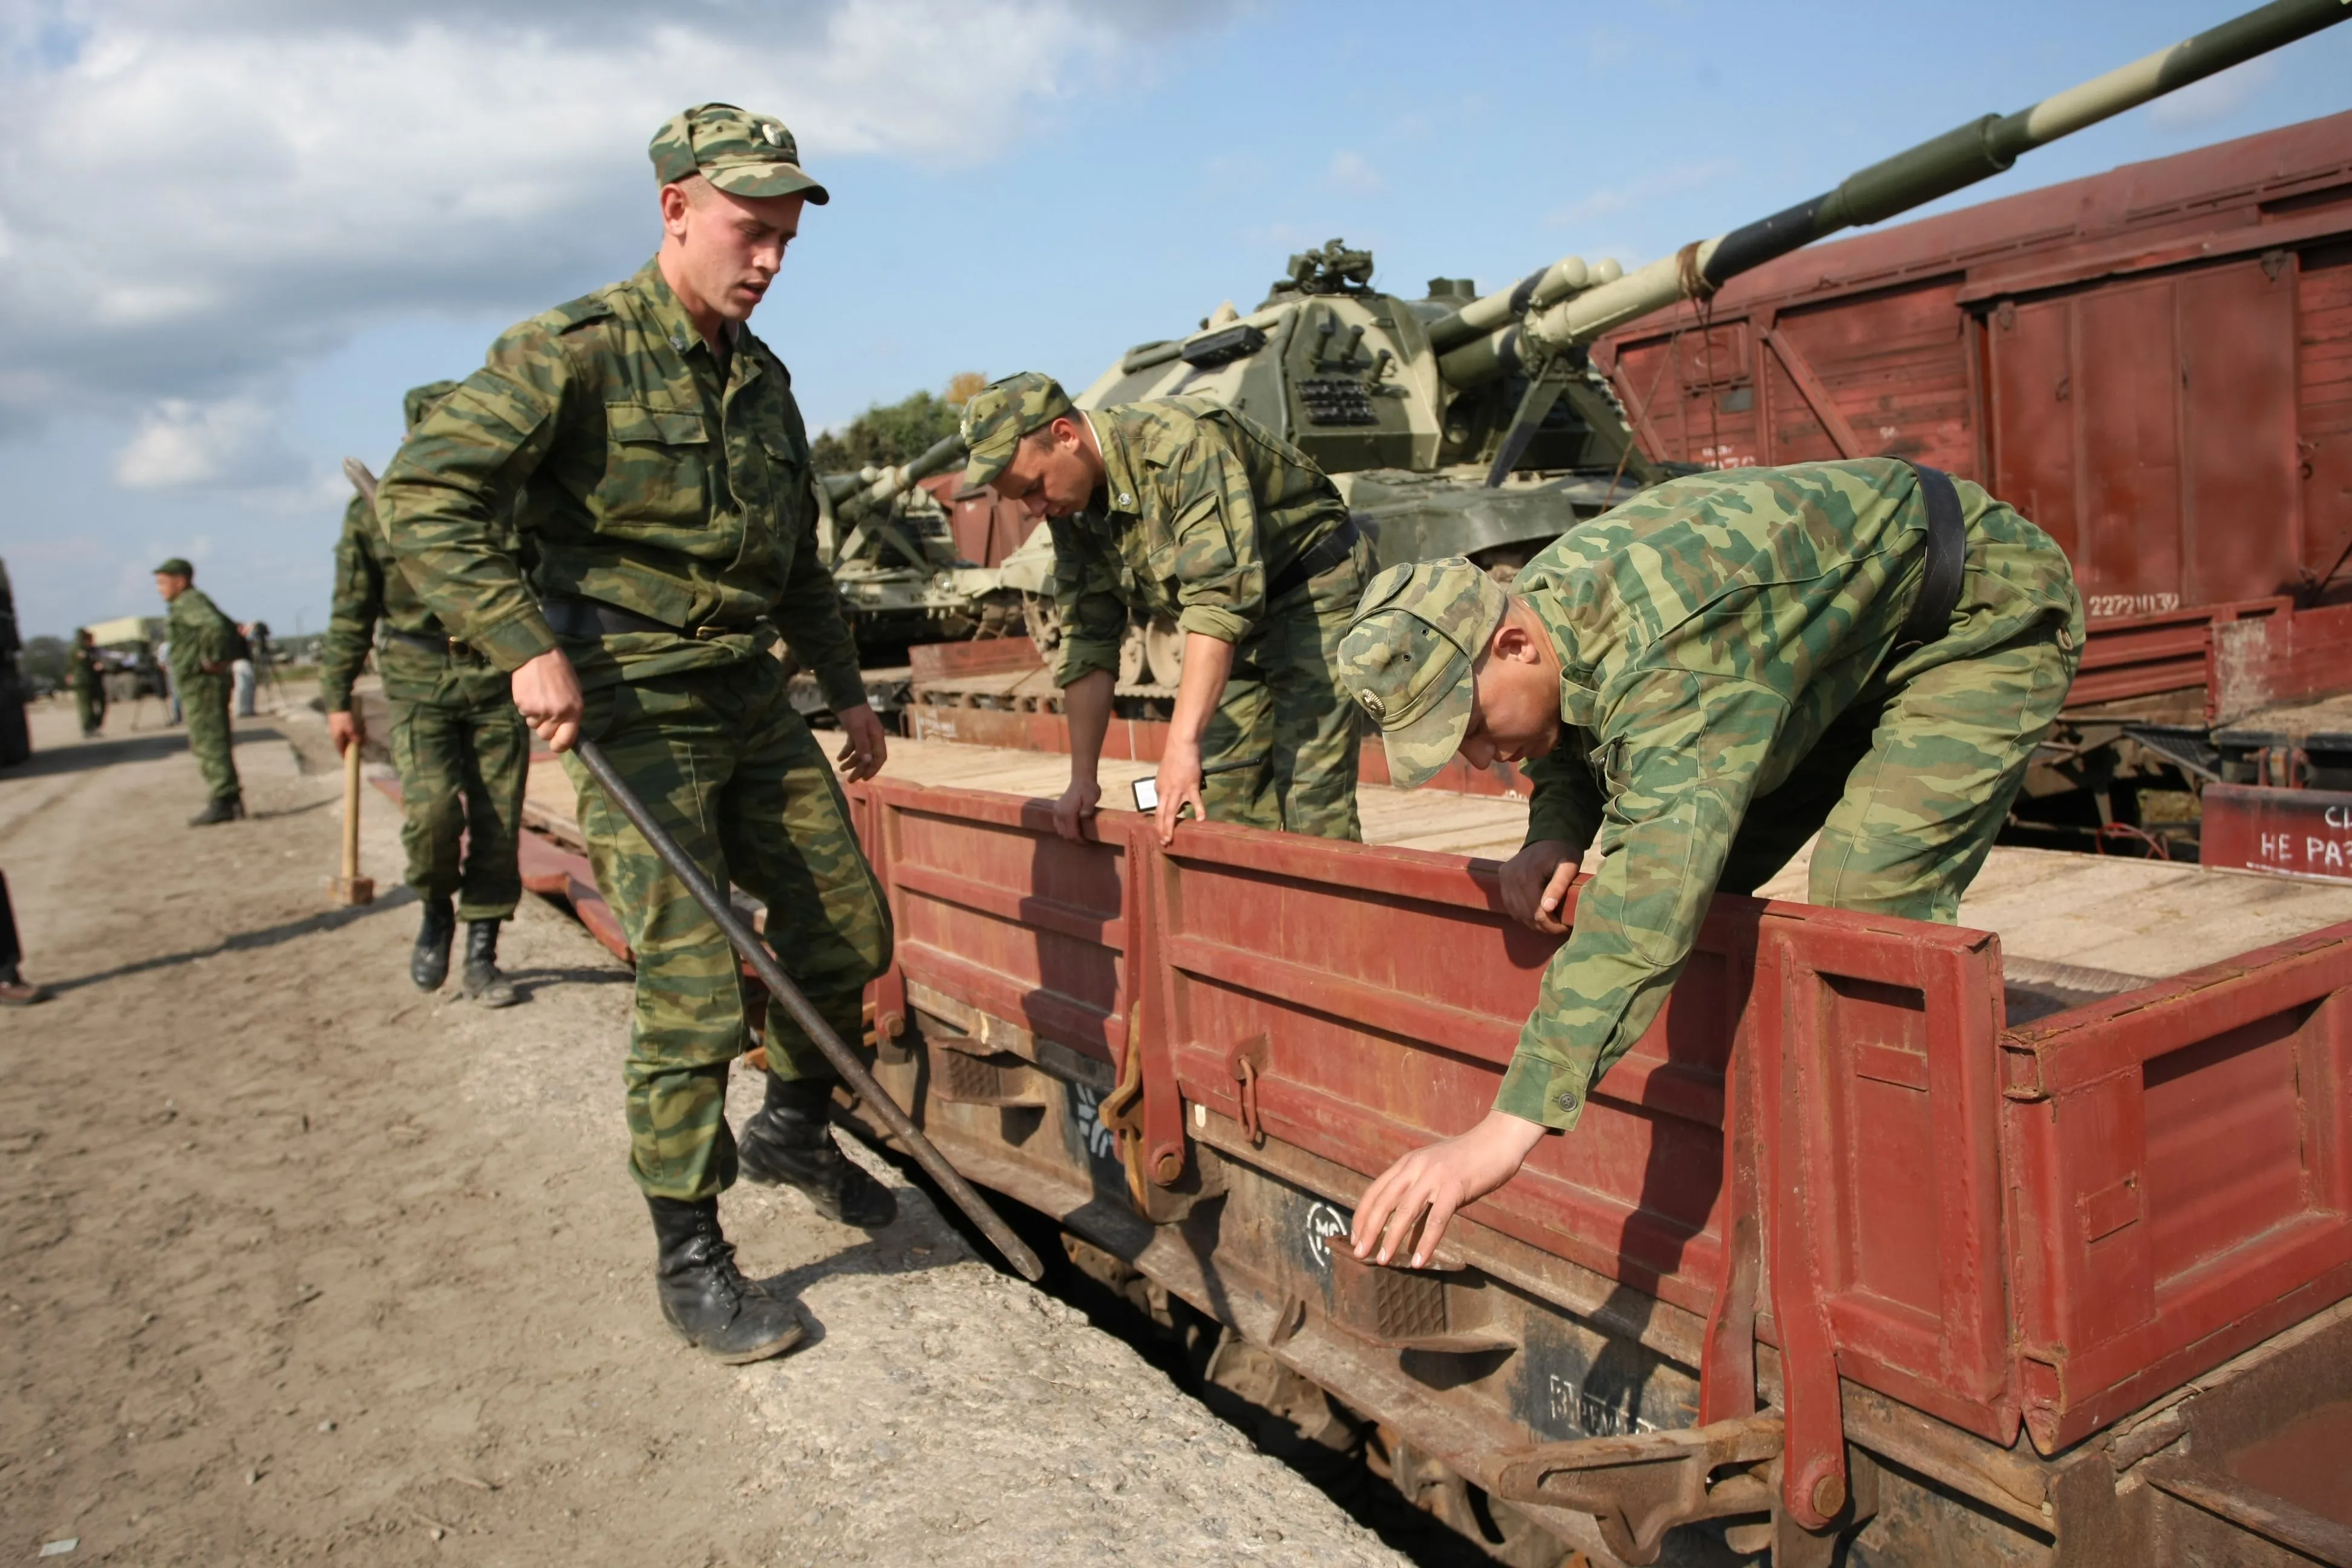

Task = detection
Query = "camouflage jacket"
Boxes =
[373,258,864,710]
[319,494,515,712]
[1500,459,2082,1130]
[164,587,238,684]
[67,645,104,693]
[1049,398,1351,687]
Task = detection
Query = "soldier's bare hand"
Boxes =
[512,647,584,753]
[1053,775,1102,841]
[1153,742,1205,845]
[835,704,889,783]
[327,710,362,755]
[1500,839,1581,934]
[1349,1111,1547,1268]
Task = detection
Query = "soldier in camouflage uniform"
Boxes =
[375,103,892,1364]
[67,629,106,737]
[319,382,528,1007]
[1339,459,2083,1268]
[153,558,244,825]
[967,373,1369,845]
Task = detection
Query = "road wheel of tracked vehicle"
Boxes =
[1119,622,1148,687]
[1143,615,1186,688]
[1021,592,1061,661]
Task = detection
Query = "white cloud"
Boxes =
[1327,149,1384,196]
[0,0,1227,487]
[2146,56,2276,131]
[114,396,293,489]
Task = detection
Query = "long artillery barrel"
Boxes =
[1442,0,2350,419]
[820,431,970,520]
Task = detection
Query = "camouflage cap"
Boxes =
[648,102,829,204]
[152,557,194,579]
[403,380,462,432]
[961,372,1075,488]
[1338,558,1511,788]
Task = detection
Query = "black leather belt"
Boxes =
[386,628,479,659]
[541,596,759,642]
[1269,516,1362,600]
[1896,463,1966,651]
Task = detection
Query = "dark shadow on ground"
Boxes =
[249,794,335,822]
[44,885,419,995]
[500,965,635,997]
[0,727,287,781]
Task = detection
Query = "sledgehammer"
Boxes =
[572,739,1046,1283]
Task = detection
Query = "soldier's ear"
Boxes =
[1489,616,1540,665]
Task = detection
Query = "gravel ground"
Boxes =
[0,691,1408,1567]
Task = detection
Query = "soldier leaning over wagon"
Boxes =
[967,373,1371,845]
[375,102,895,1365]
[1338,459,2083,1267]
[319,383,529,1008]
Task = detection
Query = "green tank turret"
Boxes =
[818,431,1038,653]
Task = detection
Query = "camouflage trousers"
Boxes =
[73,687,103,736]
[564,660,892,1202]
[1200,543,1368,841]
[388,691,528,921]
[178,671,240,801]
[1713,619,2080,918]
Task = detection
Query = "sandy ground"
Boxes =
[0,694,1410,1567]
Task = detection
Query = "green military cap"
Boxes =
[960,372,1074,488]
[648,102,829,204]
[1338,557,1511,788]
[152,557,195,578]
[403,380,462,432]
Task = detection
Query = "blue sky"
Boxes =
[2,0,2347,639]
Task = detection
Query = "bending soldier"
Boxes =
[1339,459,2083,1266]
[319,383,529,1007]
[153,558,244,825]
[376,103,894,1364]
[68,629,106,738]
[967,374,1370,844]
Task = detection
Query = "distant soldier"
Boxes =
[153,559,244,825]
[968,374,1370,845]
[1338,460,2083,1267]
[376,103,893,1364]
[68,630,106,737]
[319,383,528,1007]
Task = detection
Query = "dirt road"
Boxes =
[0,696,1407,1566]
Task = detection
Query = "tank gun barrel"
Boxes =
[820,430,970,516]
[1520,0,2351,358]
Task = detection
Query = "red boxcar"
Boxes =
[1597,111,2352,733]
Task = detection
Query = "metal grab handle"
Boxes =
[572,739,1045,1282]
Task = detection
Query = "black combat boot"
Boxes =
[186,794,244,827]
[459,920,519,1008]
[410,897,455,991]
[737,1074,898,1228]
[646,1195,806,1363]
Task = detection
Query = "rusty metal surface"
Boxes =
[838,777,2352,1498]
[2001,921,2352,1453]
[2201,782,2352,881]
[1598,111,2352,722]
